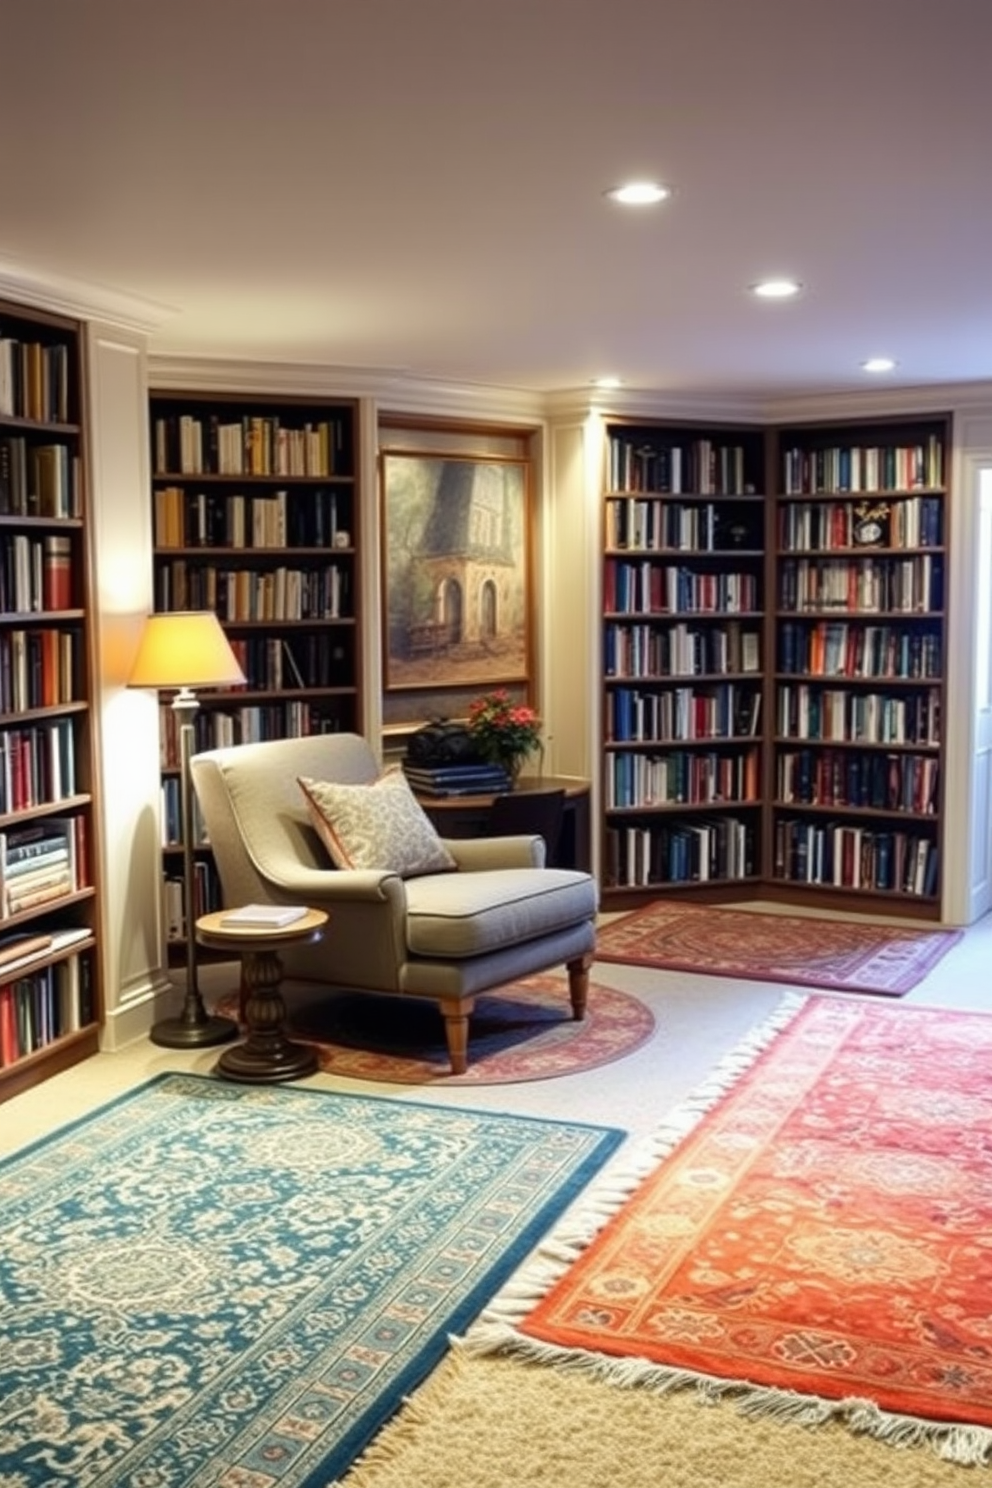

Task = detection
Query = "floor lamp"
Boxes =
[128,611,246,1048]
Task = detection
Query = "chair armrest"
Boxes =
[261,865,407,906]
[444,835,545,871]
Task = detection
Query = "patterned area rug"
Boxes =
[471,997,992,1463]
[595,900,961,995]
[217,976,655,1084]
[0,1075,623,1486]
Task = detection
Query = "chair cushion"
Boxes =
[299,766,457,878]
[404,867,597,958]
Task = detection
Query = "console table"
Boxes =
[416,775,591,871]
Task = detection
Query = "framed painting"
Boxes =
[381,451,531,691]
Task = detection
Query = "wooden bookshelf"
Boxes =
[0,298,101,1103]
[601,421,769,901]
[770,415,949,919]
[148,390,361,948]
[598,413,951,920]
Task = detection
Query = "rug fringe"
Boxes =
[469,993,806,1335]
[459,1329,992,1467]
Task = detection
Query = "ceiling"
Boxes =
[3,0,991,402]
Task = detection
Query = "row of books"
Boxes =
[780,438,944,495]
[0,818,86,919]
[604,815,757,888]
[775,750,940,815]
[0,720,77,813]
[0,627,78,713]
[776,685,941,747]
[605,561,761,617]
[605,747,760,810]
[401,762,511,797]
[607,435,757,497]
[772,818,939,896]
[226,635,353,693]
[777,620,942,679]
[607,684,762,744]
[153,485,347,550]
[0,947,94,1066]
[777,496,943,551]
[155,561,350,621]
[0,533,74,615]
[0,336,71,425]
[778,554,943,614]
[163,864,221,940]
[158,702,348,766]
[0,437,81,519]
[604,497,763,554]
[604,621,761,679]
[152,414,350,479]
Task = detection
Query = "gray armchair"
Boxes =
[189,733,598,1073]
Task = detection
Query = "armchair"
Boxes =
[189,733,598,1074]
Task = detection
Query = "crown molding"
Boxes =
[147,355,546,425]
[0,260,175,335]
[544,386,769,425]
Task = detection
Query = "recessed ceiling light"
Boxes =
[605,181,670,206]
[593,376,623,389]
[751,278,802,299]
[862,357,896,373]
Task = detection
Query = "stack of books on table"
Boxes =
[402,762,512,797]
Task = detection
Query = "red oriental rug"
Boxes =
[216,975,655,1086]
[595,900,961,996]
[472,997,992,1462]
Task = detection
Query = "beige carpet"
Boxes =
[336,1347,983,1488]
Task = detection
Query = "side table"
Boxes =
[195,908,328,1084]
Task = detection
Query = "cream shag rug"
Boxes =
[336,1346,981,1488]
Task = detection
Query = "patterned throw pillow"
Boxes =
[298,767,457,878]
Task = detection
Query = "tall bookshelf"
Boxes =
[601,421,768,899]
[148,390,361,947]
[598,413,951,918]
[770,415,949,918]
[0,299,101,1103]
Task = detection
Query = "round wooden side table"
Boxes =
[195,908,328,1084]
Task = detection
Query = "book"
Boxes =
[220,903,309,928]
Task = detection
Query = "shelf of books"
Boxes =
[0,298,101,1102]
[770,416,949,917]
[149,390,361,949]
[601,421,768,902]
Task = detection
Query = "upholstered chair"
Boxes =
[190,733,598,1073]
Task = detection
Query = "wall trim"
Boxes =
[0,259,174,336]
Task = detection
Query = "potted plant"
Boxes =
[467,690,542,786]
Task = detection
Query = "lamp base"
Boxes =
[150,1012,238,1049]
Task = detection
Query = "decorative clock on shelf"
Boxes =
[852,499,891,547]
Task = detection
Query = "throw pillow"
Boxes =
[298,767,457,878]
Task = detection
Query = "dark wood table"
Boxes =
[196,908,328,1084]
[416,775,591,871]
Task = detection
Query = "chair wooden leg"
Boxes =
[439,997,473,1075]
[567,953,592,1020]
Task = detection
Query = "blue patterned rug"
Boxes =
[0,1074,623,1486]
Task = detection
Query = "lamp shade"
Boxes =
[127,611,246,690]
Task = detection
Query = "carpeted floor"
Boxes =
[336,1347,980,1488]
[217,975,656,1084]
[0,1073,622,1486]
[467,995,992,1464]
[594,899,962,995]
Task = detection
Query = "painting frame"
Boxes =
[380,449,532,694]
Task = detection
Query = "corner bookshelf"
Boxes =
[770,415,949,918]
[148,390,361,949]
[601,421,769,902]
[0,298,101,1104]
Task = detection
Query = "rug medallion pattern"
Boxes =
[0,1075,623,1486]
[519,999,992,1443]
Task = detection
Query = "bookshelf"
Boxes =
[148,390,361,948]
[0,299,101,1103]
[770,416,949,917]
[601,421,768,900]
